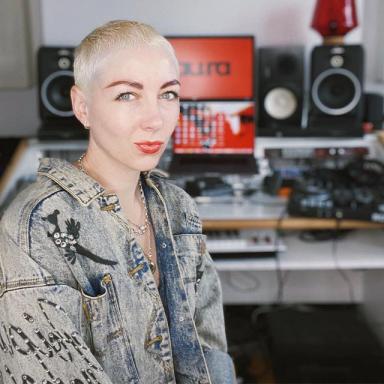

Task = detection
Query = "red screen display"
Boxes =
[167,36,254,100]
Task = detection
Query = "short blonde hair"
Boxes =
[74,20,178,91]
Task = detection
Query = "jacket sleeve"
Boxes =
[0,231,114,384]
[194,244,237,384]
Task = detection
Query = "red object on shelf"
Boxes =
[311,0,358,37]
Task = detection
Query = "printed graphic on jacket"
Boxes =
[0,297,105,383]
[43,209,118,266]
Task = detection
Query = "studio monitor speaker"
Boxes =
[258,46,304,137]
[363,92,384,131]
[38,46,85,139]
[308,45,364,137]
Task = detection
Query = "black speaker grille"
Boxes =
[41,70,74,117]
[309,44,364,137]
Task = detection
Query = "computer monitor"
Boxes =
[167,36,257,174]
[167,36,254,100]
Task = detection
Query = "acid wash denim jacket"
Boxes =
[0,157,236,384]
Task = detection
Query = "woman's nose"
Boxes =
[140,99,164,131]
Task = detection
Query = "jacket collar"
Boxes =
[37,157,106,206]
[36,157,165,207]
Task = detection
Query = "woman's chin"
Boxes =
[135,158,161,172]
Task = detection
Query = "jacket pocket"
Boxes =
[81,273,139,384]
[173,234,206,315]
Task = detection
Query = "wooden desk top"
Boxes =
[202,217,384,230]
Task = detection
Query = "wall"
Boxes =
[41,0,363,46]
[362,0,384,84]
[0,0,41,137]
[0,0,366,137]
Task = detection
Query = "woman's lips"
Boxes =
[134,141,164,154]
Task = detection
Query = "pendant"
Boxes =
[149,260,156,274]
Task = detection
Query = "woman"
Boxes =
[0,20,236,384]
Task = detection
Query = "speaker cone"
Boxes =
[312,68,361,116]
[264,87,298,120]
[40,70,74,117]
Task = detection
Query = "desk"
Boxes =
[198,200,384,271]
[199,197,384,230]
[197,200,384,342]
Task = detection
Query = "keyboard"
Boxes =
[204,229,286,258]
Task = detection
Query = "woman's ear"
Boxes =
[71,85,89,127]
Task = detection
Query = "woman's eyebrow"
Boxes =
[104,79,180,89]
[104,80,143,89]
[161,79,180,89]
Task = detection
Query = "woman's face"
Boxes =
[72,44,180,172]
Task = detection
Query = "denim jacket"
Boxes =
[0,157,236,384]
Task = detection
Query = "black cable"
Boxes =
[274,205,288,304]
[332,217,356,303]
[298,222,356,302]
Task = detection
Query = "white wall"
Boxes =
[362,0,384,84]
[41,0,363,47]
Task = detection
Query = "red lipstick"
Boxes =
[134,141,164,154]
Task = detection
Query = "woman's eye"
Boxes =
[116,92,136,101]
[160,91,179,100]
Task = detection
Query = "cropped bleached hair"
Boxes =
[74,20,178,91]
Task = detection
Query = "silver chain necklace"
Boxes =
[77,153,156,274]
[127,182,150,236]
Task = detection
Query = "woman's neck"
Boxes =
[79,144,141,204]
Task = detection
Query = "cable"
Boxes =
[274,204,289,304]
[331,217,356,303]
[297,222,356,302]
